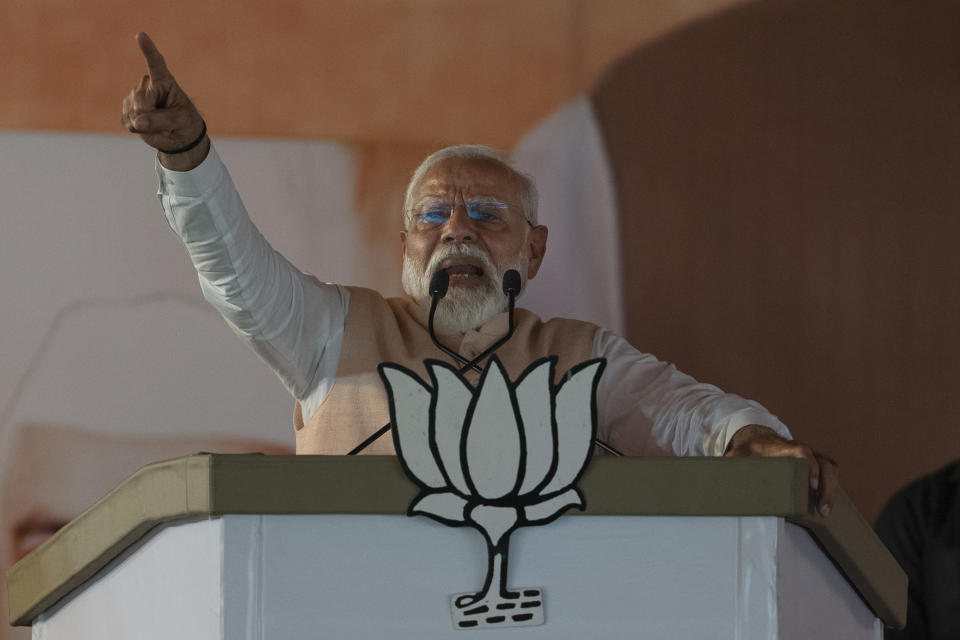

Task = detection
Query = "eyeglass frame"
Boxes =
[405,196,536,230]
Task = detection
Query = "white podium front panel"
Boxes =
[778,520,882,640]
[32,519,224,640]
[28,512,878,640]
[229,514,754,639]
[9,456,904,635]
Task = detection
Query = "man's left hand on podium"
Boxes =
[724,425,839,517]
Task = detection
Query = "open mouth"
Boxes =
[444,264,484,278]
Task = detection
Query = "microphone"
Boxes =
[440,270,623,457]
[429,269,449,298]
[502,269,521,296]
[349,269,521,455]
[349,267,622,456]
[457,269,520,372]
[428,269,483,373]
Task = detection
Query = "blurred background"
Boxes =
[2,0,959,635]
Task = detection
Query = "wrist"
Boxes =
[158,135,211,172]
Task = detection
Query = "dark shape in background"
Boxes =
[593,0,960,523]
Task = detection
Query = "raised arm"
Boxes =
[121,32,209,171]
[121,33,346,416]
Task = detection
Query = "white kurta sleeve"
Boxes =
[155,146,345,414]
[591,328,791,457]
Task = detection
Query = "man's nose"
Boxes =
[441,204,475,243]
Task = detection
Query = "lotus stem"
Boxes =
[480,539,517,602]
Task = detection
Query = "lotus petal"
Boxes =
[468,504,519,547]
[514,358,556,495]
[380,365,446,489]
[540,360,604,495]
[463,359,522,500]
[428,363,473,495]
[410,491,469,525]
[523,488,585,525]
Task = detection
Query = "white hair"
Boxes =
[403,144,539,228]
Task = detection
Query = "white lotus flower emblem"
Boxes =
[378,355,605,629]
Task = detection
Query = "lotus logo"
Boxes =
[378,355,605,629]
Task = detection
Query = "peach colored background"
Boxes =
[1,0,741,145]
[2,0,746,298]
[0,5,745,636]
[2,0,958,561]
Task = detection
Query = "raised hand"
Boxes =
[122,32,209,169]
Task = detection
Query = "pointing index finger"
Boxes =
[136,32,169,81]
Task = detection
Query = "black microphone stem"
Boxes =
[456,291,516,374]
[350,288,514,455]
[347,422,391,455]
[429,294,482,374]
[349,269,620,456]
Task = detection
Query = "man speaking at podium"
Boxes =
[121,33,838,516]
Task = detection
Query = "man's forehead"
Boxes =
[413,158,523,199]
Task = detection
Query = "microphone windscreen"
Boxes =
[502,269,522,296]
[429,269,450,298]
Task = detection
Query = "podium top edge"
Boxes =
[5,454,905,629]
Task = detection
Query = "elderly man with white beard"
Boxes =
[122,33,839,516]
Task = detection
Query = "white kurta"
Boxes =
[156,146,790,456]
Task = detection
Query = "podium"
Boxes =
[6,455,905,638]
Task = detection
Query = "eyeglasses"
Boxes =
[409,197,534,228]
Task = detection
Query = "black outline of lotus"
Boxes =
[378,355,605,605]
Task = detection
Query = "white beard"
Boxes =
[402,244,527,333]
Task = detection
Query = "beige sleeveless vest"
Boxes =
[294,286,598,454]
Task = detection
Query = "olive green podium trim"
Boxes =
[6,455,905,629]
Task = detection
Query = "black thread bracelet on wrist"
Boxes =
[158,120,207,155]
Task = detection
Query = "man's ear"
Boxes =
[400,230,407,255]
[526,225,548,279]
